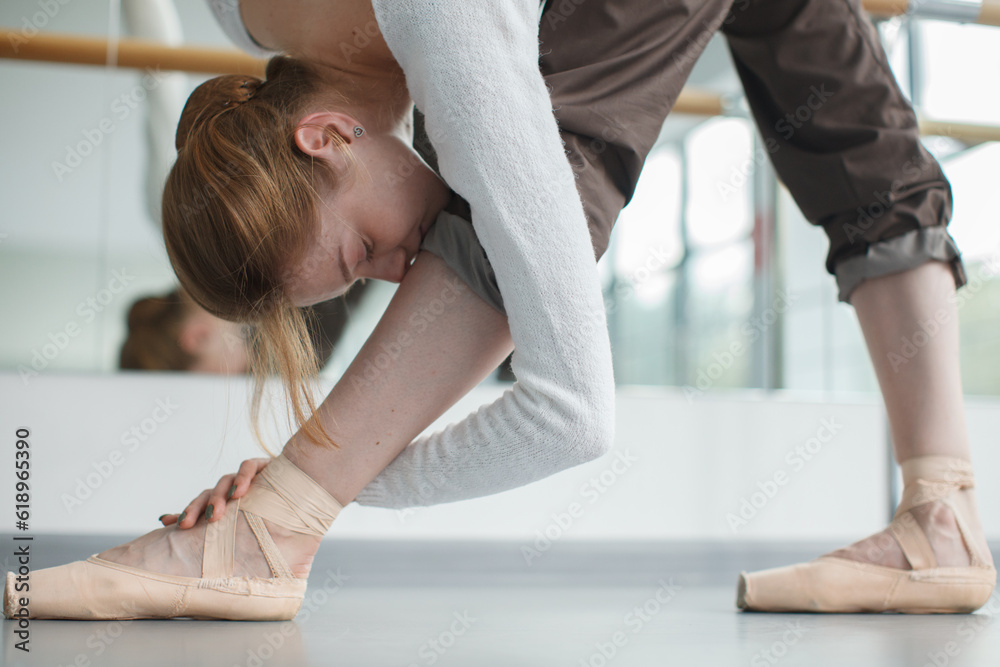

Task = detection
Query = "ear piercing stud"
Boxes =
[354,126,365,137]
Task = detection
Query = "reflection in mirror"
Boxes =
[118,283,369,375]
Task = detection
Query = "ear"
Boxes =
[293,111,359,160]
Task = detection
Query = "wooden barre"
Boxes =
[1,0,998,75]
[916,116,1000,144]
[0,29,265,76]
[866,0,1000,25]
[0,27,724,115]
[1,24,998,143]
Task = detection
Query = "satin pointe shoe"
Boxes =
[3,453,342,621]
[736,455,997,613]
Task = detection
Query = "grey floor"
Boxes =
[2,536,998,666]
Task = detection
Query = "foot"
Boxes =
[97,509,322,580]
[824,491,994,570]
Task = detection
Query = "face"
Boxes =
[282,115,451,307]
[180,307,250,374]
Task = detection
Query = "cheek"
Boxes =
[371,186,415,241]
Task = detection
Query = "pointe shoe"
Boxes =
[3,454,342,621]
[736,455,997,613]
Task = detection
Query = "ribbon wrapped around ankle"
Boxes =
[895,455,975,517]
[238,454,344,537]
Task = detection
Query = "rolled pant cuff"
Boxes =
[835,226,968,304]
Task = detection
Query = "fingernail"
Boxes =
[206,504,214,520]
[227,484,236,500]
[178,511,187,524]
[157,514,168,523]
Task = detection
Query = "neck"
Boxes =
[309,59,412,136]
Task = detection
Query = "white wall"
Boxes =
[2,371,998,543]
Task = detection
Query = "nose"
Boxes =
[363,247,409,284]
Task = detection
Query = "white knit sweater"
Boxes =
[352,0,617,507]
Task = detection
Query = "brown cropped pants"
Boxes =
[416,0,967,310]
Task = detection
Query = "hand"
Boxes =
[158,457,272,529]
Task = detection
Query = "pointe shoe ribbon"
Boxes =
[4,453,343,621]
[737,455,997,613]
[203,453,343,581]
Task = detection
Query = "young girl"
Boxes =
[5,0,993,620]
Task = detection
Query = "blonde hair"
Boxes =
[162,55,350,453]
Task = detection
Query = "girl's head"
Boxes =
[119,288,250,374]
[162,55,449,451]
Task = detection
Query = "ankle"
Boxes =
[910,501,970,568]
[263,518,323,579]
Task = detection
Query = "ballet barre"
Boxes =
[866,0,1000,25]
[1,21,998,144]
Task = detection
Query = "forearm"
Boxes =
[282,250,513,505]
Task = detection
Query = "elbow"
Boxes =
[558,388,616,466]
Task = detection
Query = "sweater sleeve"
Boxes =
[354,0,615,508]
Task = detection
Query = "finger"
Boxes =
[158,513,178,526]
[205,473,239,522]
[229,457,272,501]
[175,489,212,529]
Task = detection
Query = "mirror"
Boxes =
[0,0,391,379]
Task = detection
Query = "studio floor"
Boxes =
[2,536,998,666]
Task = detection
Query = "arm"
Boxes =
[346,0,615,506]
[186,0,613,519]
[284,0,615,509]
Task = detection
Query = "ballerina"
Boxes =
[5,0,993,620]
